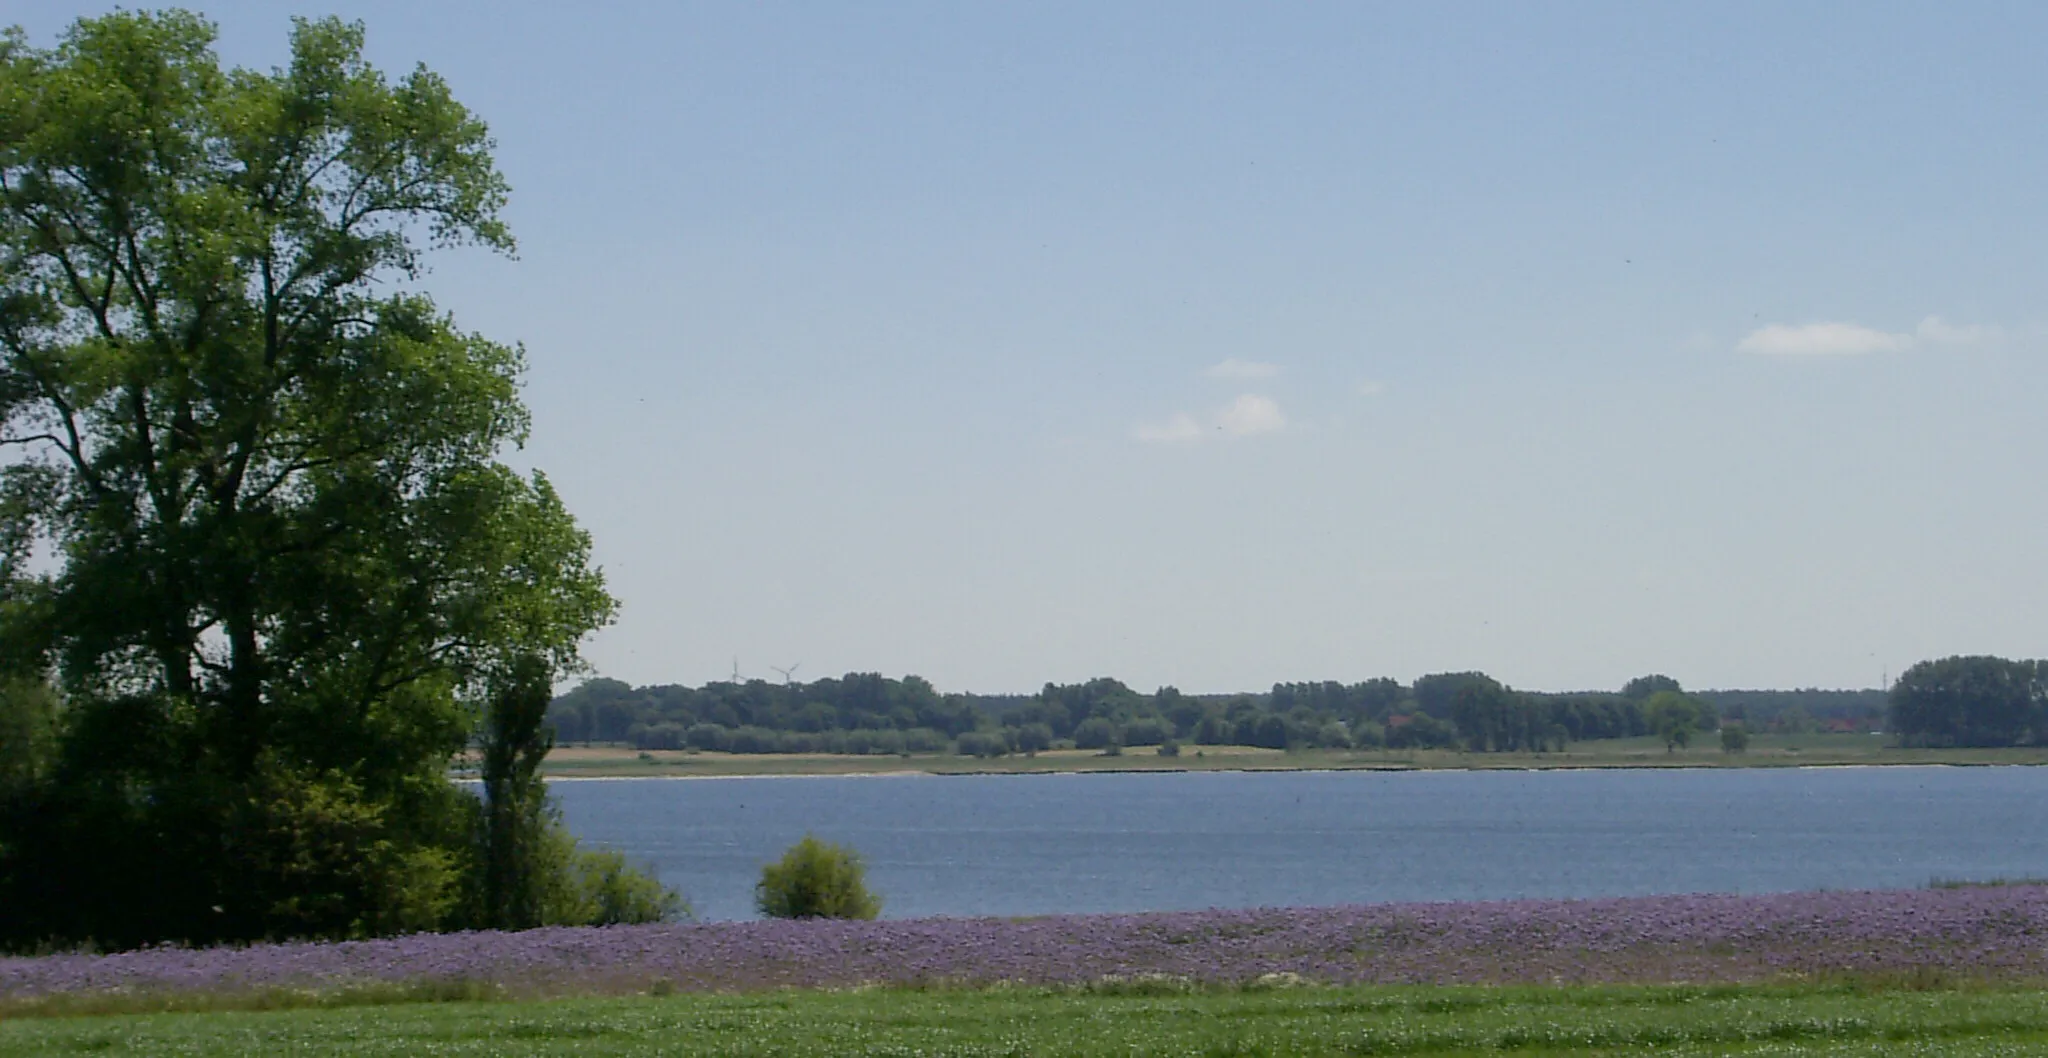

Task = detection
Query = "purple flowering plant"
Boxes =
[4,885,2043,1004]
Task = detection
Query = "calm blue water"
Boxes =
[552,767,2048,922]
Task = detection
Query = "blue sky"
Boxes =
[18,2,2048,693]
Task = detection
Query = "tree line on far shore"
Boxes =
[547,672,1898,759]
[1887,655,2048,748]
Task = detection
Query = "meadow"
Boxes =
[10,885,2048,1052]
[535,733,2048,778]
[10,981,2048,1056]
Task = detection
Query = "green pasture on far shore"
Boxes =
[9,981,2048,1056]
[520,733,2048,778]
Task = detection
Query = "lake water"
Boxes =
[552,766,2048,922]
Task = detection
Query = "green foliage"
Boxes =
[1071,716,1119,750]
[1386,712,1460,750]
[0,678,58,794]
[1310,722,1351,749]
[475,656,556,930]
[0,9,614,948]
[755,834,881,920]
[1699,689,1885,733]
[1010,722,1054,754]
[1437,674,1555,752]
[1157,739,1180,757]
[1621,674,1684,701]
[1643,691,1703,753]
[954,729,1011,758]
[1889,655,2043,748]
[565,670,1673,758]
[552,670,1946,764]
[551,843,684,926]
[1118,716,1170,746]
[1720,722,1749,754]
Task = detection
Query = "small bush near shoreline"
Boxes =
[754,835,882,920]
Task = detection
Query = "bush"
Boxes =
[755,835,881,920]
[955,730,1008,758]
[1120,717,1171,746]
[1157,739,1180,757]
[1236,714,1290,749]
[1387,713,1460,750]
[627,721,687,750]
[473,816,685,929]
[1009,723,1054,754]
[1072,717,1119,750]
[900,727,952,754]
[725,726,785,754]
[685,723,730,752]
[558,847,686,925]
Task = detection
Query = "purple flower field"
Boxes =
[5,886,2046,1002]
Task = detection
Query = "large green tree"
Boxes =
[0,11,615,947]
[1642,690,1702,753]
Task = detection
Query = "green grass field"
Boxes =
[528,733,2048,778]
[9,982,2048,1056]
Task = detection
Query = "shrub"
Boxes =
[1009,723,1054,754]
[755,835,882,920]
[1157,740,1180,757]
[1120,717,1171,746]
[685,723,730,752]
[955,730,1009,758]
[626,721,686,750]
[1072,717,1119,750]
[900,727,951,754]
[484,822,685,929]
[560,847,686,925]
[725,726,785,754]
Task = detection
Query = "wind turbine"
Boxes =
[770,662,802,686]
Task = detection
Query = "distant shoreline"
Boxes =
[505,736,2048,780]
[532,760,2035,782]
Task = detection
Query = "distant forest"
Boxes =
[546,670,1894,758]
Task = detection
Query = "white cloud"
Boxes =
[1736,322,1912,356]
[1205,359,1280,379]
[1357,380,1387,397]
[1217,393,1287,436]
[1915,315,2000,345]
[1736,317,2003,356]
[1133,412,1202,444]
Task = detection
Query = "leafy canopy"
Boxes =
[0,10,615,946]
[756,835,882,920]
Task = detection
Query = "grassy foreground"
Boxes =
[8,982,2048,1056]
[532,733,2048,778]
